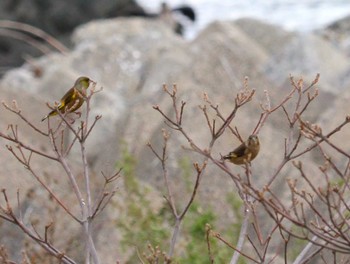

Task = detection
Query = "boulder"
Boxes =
[1,17,350,262]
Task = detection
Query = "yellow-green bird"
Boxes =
[223,135,260,165]
[41,76,93,122]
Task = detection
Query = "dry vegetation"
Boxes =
[1,73,350,263]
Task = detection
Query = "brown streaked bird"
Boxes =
[41,76,93,122]
[223,135,260,165]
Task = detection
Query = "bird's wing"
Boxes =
[59,87,77,109]
[230,143,247,158]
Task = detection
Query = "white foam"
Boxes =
[137,0,350,38]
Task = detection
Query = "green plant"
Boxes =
[115,146,170,263]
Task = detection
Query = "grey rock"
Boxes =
[1,17,350,262]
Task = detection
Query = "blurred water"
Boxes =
[137,0,350,38]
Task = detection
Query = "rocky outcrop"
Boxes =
[319,14,350,55]
[1,17,350,262]
[0,0,193,75]
[0,0,144,71]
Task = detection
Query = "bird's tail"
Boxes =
[41,109,55,122]
[222,153,232,160]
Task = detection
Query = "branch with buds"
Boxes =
[150,75,350,263]
[0,82,118,264]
